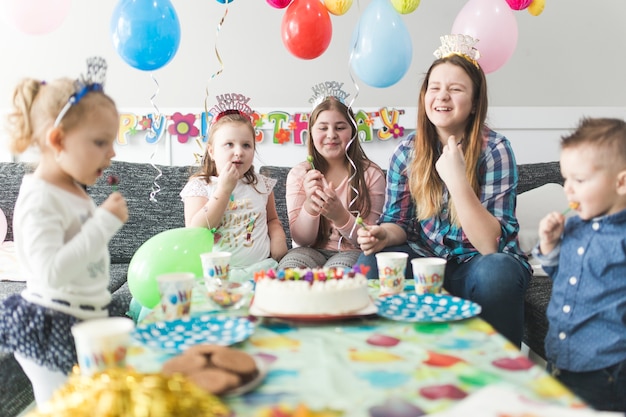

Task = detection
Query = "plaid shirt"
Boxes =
[380,130,529,270]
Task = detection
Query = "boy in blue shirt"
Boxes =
[534,117,626,411]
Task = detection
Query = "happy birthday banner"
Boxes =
[116,106,411,147]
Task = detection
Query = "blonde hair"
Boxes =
[192,112,258,187]
[408,55,488,225]
[7,77,116,154]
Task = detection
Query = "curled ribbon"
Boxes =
[203,4,230,135]
[149,73,163,202]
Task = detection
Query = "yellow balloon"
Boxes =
[528,0,545,16]
[324,0,352,16]
[391,0,420,14]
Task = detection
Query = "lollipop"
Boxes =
[107,175,120,192]
[356,216,369,230]
[307,155,316,170]
[562,201,579,215]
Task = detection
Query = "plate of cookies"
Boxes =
[162,344,268,396]
[133,314,255,353]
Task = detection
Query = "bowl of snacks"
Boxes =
[204,278,253,310]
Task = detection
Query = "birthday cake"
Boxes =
[252,266,371,316]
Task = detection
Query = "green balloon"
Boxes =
[128,227,214,308]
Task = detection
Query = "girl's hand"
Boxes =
[314,182,349,224]
[435,135,466,188]
[217,161,240,196]
[101,192,128,223]
[303,169,324,215]
[538,211,565,255]
[357,225,387,256]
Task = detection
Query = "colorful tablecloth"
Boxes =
[128,282,586,417]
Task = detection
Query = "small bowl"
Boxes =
[204,278,253,310]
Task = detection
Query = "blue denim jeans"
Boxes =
[356,245,531,347]
[548,360,626,412]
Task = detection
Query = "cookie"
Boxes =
[187,368,241,395]
[162,352,208,376]
[184,344,228,358]
[210,348,257,377]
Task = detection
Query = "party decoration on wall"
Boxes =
[267,0,292,8]
[527,0,545,16]
[116,107,409,149]
[505,0,531,10]
[281,0,332,60]
[2,0,71,35]
[391,0,421,14]
[110,0,181,71]
[452,0,518,74]
[324,0,352,16]
[128,227,214,308]
[350,0,413,88]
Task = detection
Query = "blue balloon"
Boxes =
[110,0,181,71]
[350,0,413,88]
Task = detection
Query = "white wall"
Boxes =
[1,1,625,166]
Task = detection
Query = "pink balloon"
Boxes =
[3,0,72,35]
[266,0,292,8]
[506,0,531,10]
[452,0,518,74]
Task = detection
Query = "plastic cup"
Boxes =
[411,257,446,295]
[156,272,195,320]
[200,251,232,282]
[71,317,134,376]
[375,252,408,296]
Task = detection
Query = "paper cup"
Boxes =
[71,317,134,376]
[411,257,446,295]
[156,272,195,320]
[375,252,408,296]
[200,251,232,281]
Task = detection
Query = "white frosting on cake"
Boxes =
[253,273,370,315]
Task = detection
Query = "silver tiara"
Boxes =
[54,57,107,127]
[308,81,351,108]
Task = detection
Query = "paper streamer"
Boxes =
[148,73,163,202]
[203,4,230,137]
[340,0,363,249]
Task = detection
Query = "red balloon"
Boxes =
[281,0,332,60]
[267,0,292,8]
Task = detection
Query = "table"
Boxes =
[127,282,585,416]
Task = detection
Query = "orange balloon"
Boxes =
[281,0,332,60]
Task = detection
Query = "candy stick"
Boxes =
[356,216,369,230]
[107,175,120,192]
[307,155,315,170]
[562,201,579,215]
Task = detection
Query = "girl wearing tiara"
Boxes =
[0,58,128,404]
[181,107,287,281]
[278,90,385,269]
[357,35,531,347]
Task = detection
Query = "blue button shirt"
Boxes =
[533,209,626,372]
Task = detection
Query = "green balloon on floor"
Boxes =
[128,227,213,308]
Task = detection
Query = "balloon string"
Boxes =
[203,4,229,136]
[149,73,163,202]
[339,0,363,250]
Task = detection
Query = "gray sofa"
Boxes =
[0,160,561,416]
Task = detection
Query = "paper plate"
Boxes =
[375,293,481,322]
[133,314,255,353]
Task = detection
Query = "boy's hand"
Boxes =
[101,192,128,223]
[538,211,565,255]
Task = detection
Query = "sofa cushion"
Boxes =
[259,166,292,248]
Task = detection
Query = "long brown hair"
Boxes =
[307,97,383,247]
[192,112,258,187]
[409,54,488,224]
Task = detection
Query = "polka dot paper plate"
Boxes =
[133,314,255,353]
[375,293,482,322]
